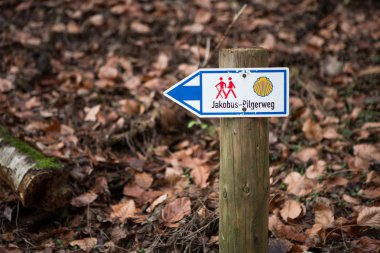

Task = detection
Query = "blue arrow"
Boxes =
[164,71,202,114]
[166,82,201,101]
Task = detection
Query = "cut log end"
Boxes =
[18,169,72,210]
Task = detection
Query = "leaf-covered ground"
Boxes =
[0,0,380,252]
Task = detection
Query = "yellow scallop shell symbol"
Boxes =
[254,77,273,97]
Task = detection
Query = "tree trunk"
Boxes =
[0,126,71,210]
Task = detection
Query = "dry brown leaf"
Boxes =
[350,107,362,120]
[268,238,293,253]
[323,56,343,76]
[0,78,14,92]
[358,66,380,76]
[357,207,380,228]
[110,4,126,14]
[324,177,349,191]
[322,116,340,125]
[1,232,14,242]
[302,118,323,142]
[289,96,304,110]
[95,79,114,89]
[88,14,104,27]
[183,23,204,33]
[153,53,169,71]
[141,190,164,204]
[194,0,212,9]
[323,127,342,139]
[25,97,41,109]
[288,178,315,197]
[347,155,370,171]
[104,241,116,251]
[297,147,318,163]
[70,192,98,207]
[67,21,81,34]
[118,99,140,117]
[123,183,145,198]
[98,66,118,80]
[110,226,127,243]
[356,131,373,142]
[154,145,168,156]
[134,172,153,190]
[191,165,211,188]
[342,194,361,205]
[366,171,380,185]
[352,236,380,253]
[178,64,198,76]
[361,122,380,130]
[110,199,136,223]
[197,207,207,219]
[305,160,326,179]
[306,223,323,237]
[70,237,97,252]
[308,35,324,48]
[84,104,101,122]
[359,188,380,199]
[144,78,163,89]
[131,21,150,34]
[260,33,276,50]
[247,18,274,31]
[161,197,191,225]
[91,176,109,195]
[284,172,302,186]
[280,199,303,221]
[272,222,306,242]
[315,203,334,228]
[208,235,219,244]
[284,172,316,197]
[354,144,380,162]
[146,194,168,213]
[164,167,183,185]
[195,9,212,24]
[15,31,41,46]
[51,23,65,33]
[268,214,283,231]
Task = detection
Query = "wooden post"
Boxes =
[219,48,269,253]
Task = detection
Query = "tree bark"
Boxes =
[0,126,71,210]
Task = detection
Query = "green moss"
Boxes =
[0,126,62,169]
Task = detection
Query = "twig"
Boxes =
[340,223,349,251]
[281,116,289,140]
[201,37,211,67]
[16,200,20,228]
[201,4,247,67]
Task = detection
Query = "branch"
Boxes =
[201,4,247,67]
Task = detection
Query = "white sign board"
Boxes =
[164,68,289,118]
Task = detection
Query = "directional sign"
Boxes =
[164,68,289,118]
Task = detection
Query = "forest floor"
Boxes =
[0,0,380,252]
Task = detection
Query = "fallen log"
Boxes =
[0,126,71,210]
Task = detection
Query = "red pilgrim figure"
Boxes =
[226,77,237,98]
[215,77,227,99]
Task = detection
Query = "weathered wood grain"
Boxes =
[219,48,269,253]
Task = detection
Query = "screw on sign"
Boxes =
[164,48,289,253]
